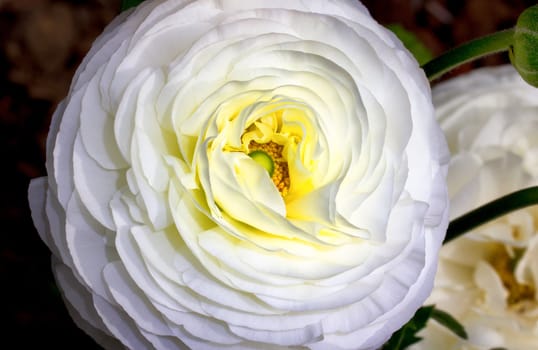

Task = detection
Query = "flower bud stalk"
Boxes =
[445,186,538,243]
[422,29,514,81]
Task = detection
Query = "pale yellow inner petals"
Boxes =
[489,247,535,307]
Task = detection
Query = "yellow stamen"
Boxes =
[249,141,290,196]
[490,248,535,305]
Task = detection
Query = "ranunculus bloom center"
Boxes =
[220,96,315,203]
[489,246,536,308]
[248,142,290,196]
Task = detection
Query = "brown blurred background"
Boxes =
[1,0,535,348]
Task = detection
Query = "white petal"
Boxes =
[130,137,172,231]
[51,89,82,207]
[113,66,150,162]
[228,322,323,347]
[28,178,58,257]
[103,261,174,336]
[79,67,127,170]
[52,259,113,340]
[66,192,118,302]
[73,135,124,230]
[114,224,191,313]
[474,260,508,309]
[45,185,74,269]
[93,294,156,350]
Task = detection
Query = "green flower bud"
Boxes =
[248,150,275,177]
[510,5,538,87]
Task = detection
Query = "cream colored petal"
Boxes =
[103,262,174,336]
[93,293,156,350]
[65,192,118,303]
[73,135,124,230]
[79,67,128,170]
[52,260,123,349]
[474,260,508,310]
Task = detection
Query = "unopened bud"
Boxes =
[510,5,538,87]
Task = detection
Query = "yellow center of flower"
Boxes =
[490,248,535,305]
[248,141,291,196]
[218,95,318,202]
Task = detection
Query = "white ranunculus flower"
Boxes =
[28,1,449,349]
[411,65,538,350]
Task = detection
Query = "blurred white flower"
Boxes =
[412,65,538,350]
[28,0,449,349]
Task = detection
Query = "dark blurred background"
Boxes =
[1,0,535,348]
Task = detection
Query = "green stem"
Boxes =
[422,28,515,81]
[445,186,538,243]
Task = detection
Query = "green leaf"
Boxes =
[387,24,433,65]
[381,305,470,350]
[381,305,434,350]
[121,0,146,11]
[430,307,468,340]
